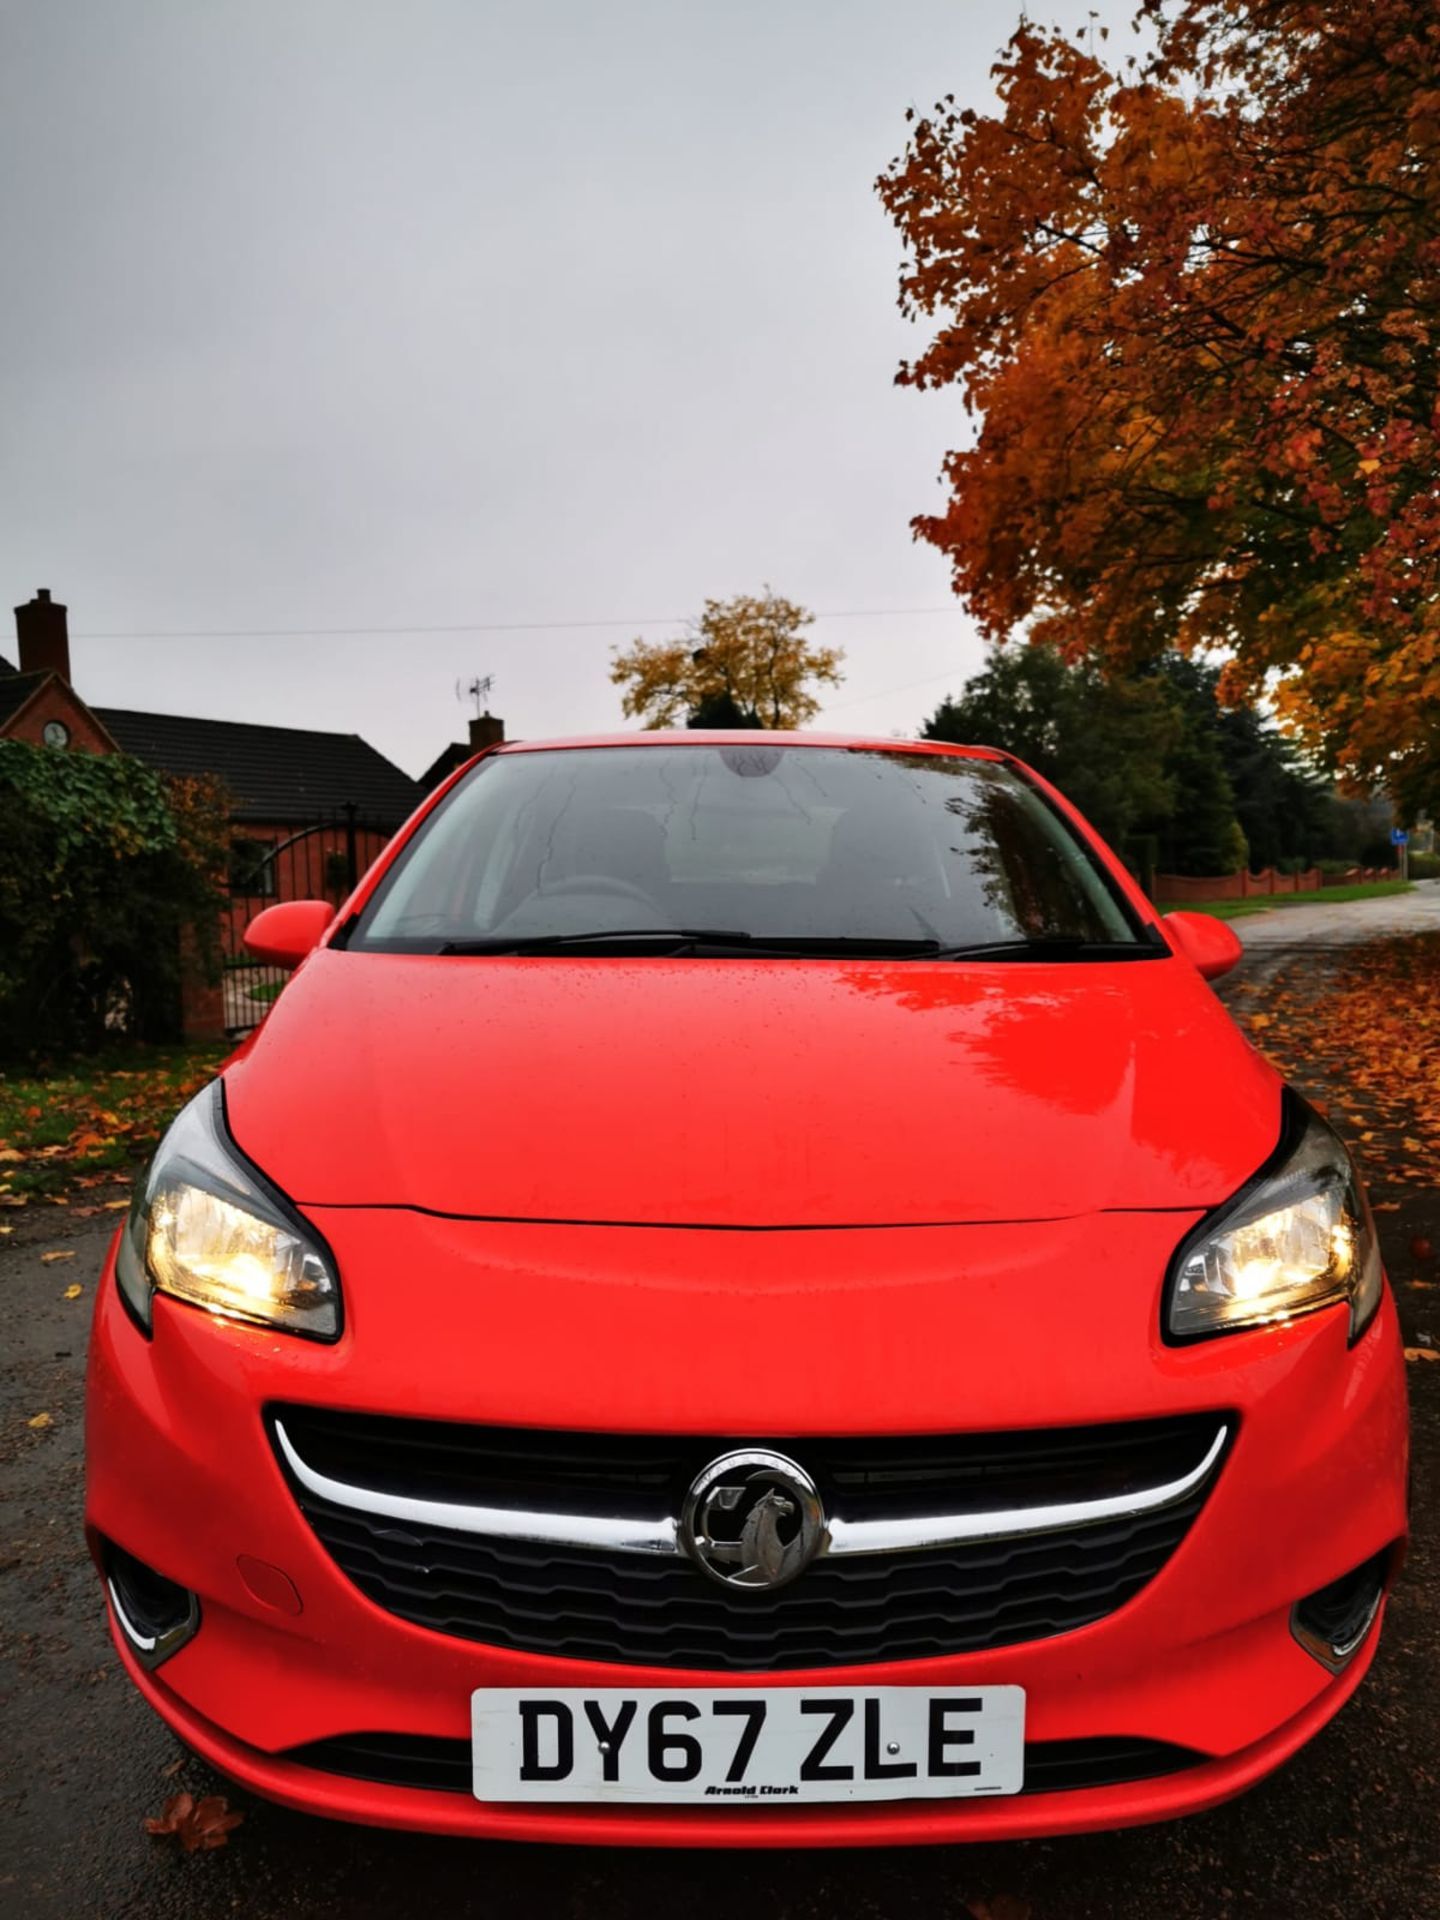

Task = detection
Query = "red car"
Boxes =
[86,733,1408,1846]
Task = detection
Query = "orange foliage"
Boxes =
[878,1,1440,808]
[611,592,842,730]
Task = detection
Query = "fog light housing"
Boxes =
[1291,1548,1391,1671]
[104,1541,200,1670]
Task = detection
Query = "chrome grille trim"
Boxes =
[273,1417,1228,1561]
[273,1420,678,1555]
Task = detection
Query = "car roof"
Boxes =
[490,730,1009,760]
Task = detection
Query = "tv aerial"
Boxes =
[456,674,495,717]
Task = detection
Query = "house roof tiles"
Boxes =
[94,707,421,824]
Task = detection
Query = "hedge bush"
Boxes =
[0,742,228,1059]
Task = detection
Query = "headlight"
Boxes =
[115,1081,340,1341]
[1167,1093,1383,1343]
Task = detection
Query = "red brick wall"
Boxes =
[1,678,116,754]
[1153,866,1388,903]
[179,930,228,1044]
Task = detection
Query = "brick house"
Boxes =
[0,592,123,754]
[2,589,423,1036]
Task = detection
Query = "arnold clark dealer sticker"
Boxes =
[471,1686,1026,1804]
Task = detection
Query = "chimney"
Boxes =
[15,589,71,683]
[469,712,505,751]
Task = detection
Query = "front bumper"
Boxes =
[103,1623,1383,1845]
[85,1209,1409,1845]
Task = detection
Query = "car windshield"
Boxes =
[349,743,1151,955]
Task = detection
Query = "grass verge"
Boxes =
[0,1042,227,1202]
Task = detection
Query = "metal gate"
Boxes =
[222,803,404,1035]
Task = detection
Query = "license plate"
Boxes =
[471,1685,1025,1803]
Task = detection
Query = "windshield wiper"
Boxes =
[434,930,1155,960]
[434,929,948,957]
[931,937,1156,961]
[438,928,761,955]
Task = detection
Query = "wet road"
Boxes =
[1221,880,1440,981]
[3,942,1437,1919]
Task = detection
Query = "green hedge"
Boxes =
[0,742,228,1059]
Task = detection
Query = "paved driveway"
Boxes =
[1204,880,1440,1002]
[1224,879,1440,952]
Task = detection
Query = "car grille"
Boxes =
[283,1730,1207,1798]
[274,1407,1224,1671]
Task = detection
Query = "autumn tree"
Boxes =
[611,591,843,729]
[878,0,1440,813]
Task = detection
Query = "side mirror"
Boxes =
[243,899,334,970]
[1163,910,1244,982]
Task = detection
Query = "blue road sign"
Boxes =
[1391,827,1409,845]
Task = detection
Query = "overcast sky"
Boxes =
[1,0,1107,778]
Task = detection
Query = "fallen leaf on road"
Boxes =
[1411,1236,1435,1263]
[0,1147,25,1163]
[161,1755,186,1779]
[103,1199,130,1211]
[145,1791,193,1835]
[1237,936,1440,1198]
[967,1899,1031,1920]
[40,1249,76,1264]
[144,1791,244,1852]
[63,1283,83,1300]
[1403,1348,1439,1363]
[27,1412,53,1429]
